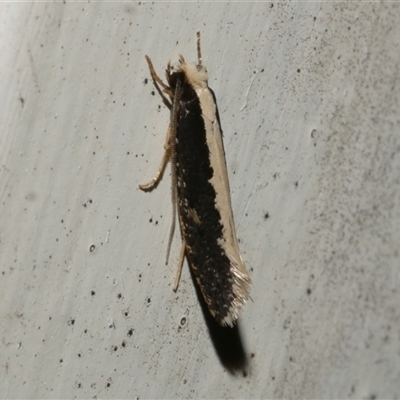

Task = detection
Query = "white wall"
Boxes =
[1,2,399,398]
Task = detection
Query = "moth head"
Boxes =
[178,62,208,89]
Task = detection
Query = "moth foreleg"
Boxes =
[139,125,171,191]
[173,239,186,292]
[145,55,173,108]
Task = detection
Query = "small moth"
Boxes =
[139,33,251,327]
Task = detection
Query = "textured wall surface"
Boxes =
[1,2,399,399]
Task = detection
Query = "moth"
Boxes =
[139,32,251,327]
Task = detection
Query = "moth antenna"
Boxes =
[196,31,202,66]
[165,78,183,264]
[179,54,185,65]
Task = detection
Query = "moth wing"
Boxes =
[205,99,252,295]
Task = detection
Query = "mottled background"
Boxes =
[1,2,399,398]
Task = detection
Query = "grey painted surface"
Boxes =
[1,2,399,398]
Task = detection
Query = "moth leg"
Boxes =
[178,54,186,65]
[138,125,171,191]
[145,56,173,109]
[173,239,186,292]
[164,78,183,268]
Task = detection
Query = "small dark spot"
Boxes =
[297,68,301,73]
[369,395,376,400]
[84,329,88,334]
[272,376,275,380]
[60,359,63,363]
[76,382,82,389]
[78,353,81,357]
[91,290,95,296]
[283,317,290,330]
[261,68,264,73]
[68,318,75,326]
[113,345,118,352]
[89,244,96,253]
[117,293,122,299]
[61,219,64,223]
[242,370,248,377]
[251,353,255,358]
[307,288,311,295]
[289,356,293,362]
[270,3,273,7]
[147,297,151,304]
[127,151,130,155]
[314,16,316,21]
[149,218,153,223]
[144,78,148,84]
[311,129,317,139]
[264,212,270,220]
[121,340,126,348]
[105,378,112,388]
[127,328,134,337]
[180,317,187,326]
[151,91,155,96]
[294,181,299,188]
